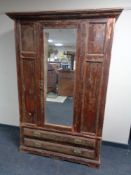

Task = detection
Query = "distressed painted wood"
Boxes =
[7,9,122,20]
[24,138,95,159]
[23,128,96,148]
[7,9,122,167]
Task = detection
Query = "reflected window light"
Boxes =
[54,43,63,46]
[48,39,53,43]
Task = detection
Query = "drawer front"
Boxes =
[23,128,96,148]
[24,138,95,159]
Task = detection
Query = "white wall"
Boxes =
[0,0,131,144]
[0,15,19,126]
[0,0,131,13]
[103,10,131,144]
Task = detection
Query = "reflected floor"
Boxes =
[45,97,73,126]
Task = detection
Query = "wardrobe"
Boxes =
[7,9,121,167]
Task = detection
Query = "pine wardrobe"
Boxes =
[7,9,121,167]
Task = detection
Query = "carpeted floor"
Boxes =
[0,125,131,175]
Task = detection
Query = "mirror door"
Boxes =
[43,26,77,128]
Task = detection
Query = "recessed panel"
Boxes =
[88,23,106,54]
[21,59,36,123]
[81,62,102,134]
[21,24,36,52]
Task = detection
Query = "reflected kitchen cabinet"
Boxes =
[7,9,122,167]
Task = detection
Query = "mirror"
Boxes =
[43,28,77,127]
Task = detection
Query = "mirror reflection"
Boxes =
[44,28,77,126]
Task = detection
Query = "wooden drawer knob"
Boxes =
[28,112,32,116]
[33,131,41,137]
[34,142,42,147]
[73,148,82,155]
[74,138,82,144]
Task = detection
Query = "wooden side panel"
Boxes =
[80,19,115,136]
[81,62,102,133]
[97,19,115,136]
[21,60,36,123]
[16,22,42,125]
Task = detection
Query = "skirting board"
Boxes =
[0,123,129,149]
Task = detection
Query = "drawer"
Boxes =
[23,128,96,149]
[24,138,95,159]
